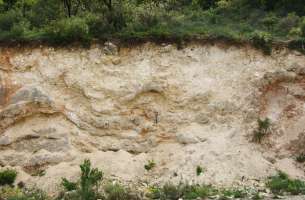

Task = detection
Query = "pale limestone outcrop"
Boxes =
[0,43,304,194]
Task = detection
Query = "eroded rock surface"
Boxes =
[0,43,305,194]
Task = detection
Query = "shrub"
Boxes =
[0,169,18,186]
[277,13,300,34]
[61,159,103,200]
[144,160,156,171]
[288,38,305,54]
[250,32,273,55]
[9,20,31,39]
[44,17,90,45]
[85,14,114,38]
[261,13,278,31]
[253,118,271,143]
[289,27,303,37]
[267,171,305,195]
[0,10,21,32]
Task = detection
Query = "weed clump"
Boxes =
[0,169,17,186]
[144,160,156,171]
[0,187,48,200]
[61,178,77,192]
[267,171,305,195]
[104,182,139,200]
[250,31,273,55]
[253,118,271,143]
[220,188,248,199]
[147,183,217,200]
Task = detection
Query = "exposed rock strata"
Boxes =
[0,43,304,193]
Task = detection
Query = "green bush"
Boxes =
[261,13,278,31]
[277,13,300,35]
[44,17,91,45]
[9,20,31,39]
[267,171,305,195]
[61,159,103,200]
[0,10,21,32]
[85,14,114,39]
[0,169,18,186]
[250,32,273,55]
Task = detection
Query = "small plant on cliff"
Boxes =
[147,183,217,200]
[144,160,156,171]
[267,171,305,195]
[196,166,204,176]
[61,159,103,200]
[250,31,273,55]
[3,187,48,200]
[253,118,271,143]
[61,178,78,191]
[296,153,305,163]
[220,188,247,199]
[104,182,139,200]
[0,169,17,186]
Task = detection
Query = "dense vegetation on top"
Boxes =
[0,0,305,50]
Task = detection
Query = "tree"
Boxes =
[62,0,82,17]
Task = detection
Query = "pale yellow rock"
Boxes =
[0,43,304,194]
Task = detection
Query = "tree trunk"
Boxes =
[63,0,72,18]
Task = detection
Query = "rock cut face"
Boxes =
[257,66,305,157]
[0,43,305,193]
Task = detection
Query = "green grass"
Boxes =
[147,183,217,200]
[267,171,305,195]
[104,182,139,200]
[220,188,248,199]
